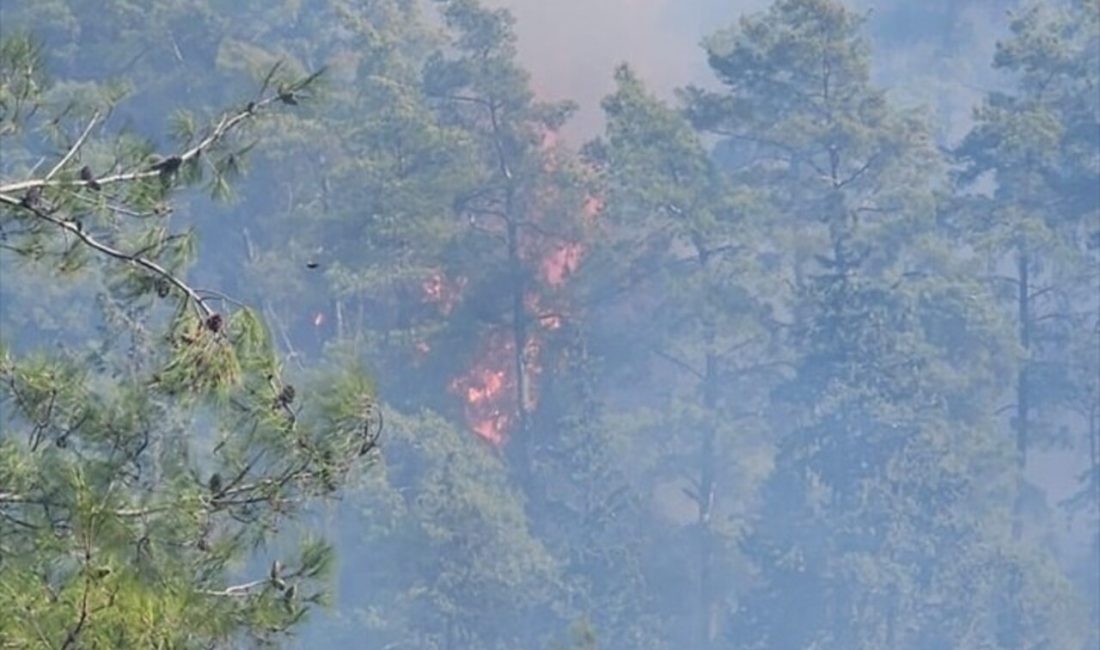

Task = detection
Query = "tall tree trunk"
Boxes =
[506,185,531,479]
[488,101,532,479]
[1091,401,1099,510]
[697,347,718,649]
[1014,249,1030,539]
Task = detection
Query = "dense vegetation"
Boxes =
[1,1,1096,648]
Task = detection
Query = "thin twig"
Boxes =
[70,191,168,219]
[25,156,47,179]
[60,554,92,649]
[200,564,305,598]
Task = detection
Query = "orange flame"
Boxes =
[583,194,604,221]
[449,333,516,445]
[447,328,549,446]
[466,369,504,403]
[541,242,585,287]
[526,292,563,330]
[445,122,604,445]
[422,271,467,315]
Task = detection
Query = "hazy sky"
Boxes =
[486,0,1009,142]
[483,0,763,137]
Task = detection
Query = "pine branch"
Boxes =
[0,194,214,317]
[0,88,281,195]
[0,72,315,316]
[200,560,309,598]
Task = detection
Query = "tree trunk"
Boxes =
[1014,249,1030,539]
[697,349,718,649]
[506,185,532,480]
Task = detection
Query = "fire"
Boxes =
[422,270,467,315]
[469,371,503,402]
[444,119,604,445]
[541,242,585,287]
[534,194,599,289]
[447,326,549,446]
[526,292,563,330]
[472,415,508,445]
[583,194,603,221]
[449,332,517,446]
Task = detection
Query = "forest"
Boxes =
[0,0,1097,648]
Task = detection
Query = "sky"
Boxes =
[483,0,768,137]
[486,0,1011,142]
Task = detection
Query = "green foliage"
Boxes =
[550,618,599,650]
[328,410,560,650]
[3,1,1097,649]
[0,31,376,648]
[956,0,1099,554]
[674,0,1093,647]
[580,60,781,648]
[0,32,48,134]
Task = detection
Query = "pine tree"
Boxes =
[526,322,665,649]
[325,410,559,650]
[0,35,376,647]
[583,65,778,649]
[420,0,592,470]
[956,0,1100,541]
[683,1,1091,646]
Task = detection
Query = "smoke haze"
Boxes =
[488,0,1011,142]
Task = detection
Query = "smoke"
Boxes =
[857,0,1014,144]
[484,0,1011,145]
[483,0,769,139]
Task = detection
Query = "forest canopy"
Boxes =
[0,1,1097,649]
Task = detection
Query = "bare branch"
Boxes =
[652,346,704,380]
[199,563,307,598]
[45,111,100,182]
[199,578,270,598]
[834,152,879,190]
[0,492,33,504]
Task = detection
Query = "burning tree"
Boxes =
[422,0,597,464]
